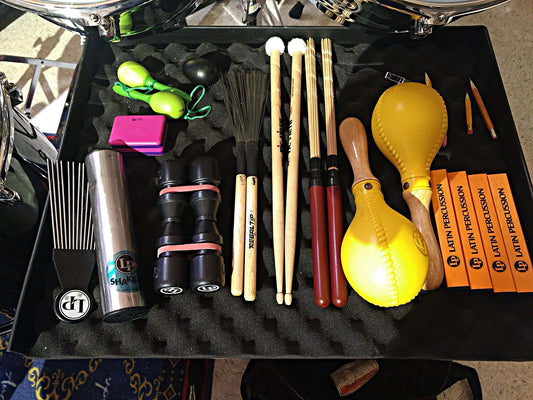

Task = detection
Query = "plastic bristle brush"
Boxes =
[47,160,95,323]
[223,71,248,297]
[223,70,269,302]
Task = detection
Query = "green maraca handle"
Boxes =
[152,82,192,102]
[117,61,192,102]
[112,83,150,103]
[113,83,185,119]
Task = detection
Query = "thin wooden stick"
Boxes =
[322,39,336,157]
[470,79,497,139]
[284,38,306,306]
[305,39,320,159]
[266,37,285,305]
[465,92,473,135]
[424,72,432,88]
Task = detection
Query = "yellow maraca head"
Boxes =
[341,180,429,307]
[371,82,447,190]
[339,118,429,307]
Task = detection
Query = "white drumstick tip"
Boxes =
[265,36,285,56]
[284,293,292,306]
[277,292,284,305]
[288,38,306,57]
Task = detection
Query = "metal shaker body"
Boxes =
[85,149,147,322]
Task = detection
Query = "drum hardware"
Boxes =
[0,55,76,117]
[314,0,509,36]
[1,66,59,205]
[1,72,18,204]
[0,0,206,40]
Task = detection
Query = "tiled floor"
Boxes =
[0,1,531,399]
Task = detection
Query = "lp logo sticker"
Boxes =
[447,255,461,267]
[515,260,529,273]
[469,257,484,269]
[116,254,137,273]
[492,260,507,272]
[57,290,91,321]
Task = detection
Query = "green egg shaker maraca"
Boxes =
[113,84,185,119]
[117,61,192,102]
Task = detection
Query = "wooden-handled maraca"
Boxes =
[339,118,429,307]
[113,84,185,119]
[117,61,192,102]
[371,82,447,291]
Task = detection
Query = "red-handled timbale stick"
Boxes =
[305,38,330,307]
[321,38,347,307]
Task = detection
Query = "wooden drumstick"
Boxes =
[470,79,497,139]
[321,38,348,307]
[305,37,330,308]
[265,37,286,305]
[284,38,306,306]
[231,151,247,296]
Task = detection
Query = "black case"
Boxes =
[9,26,533,360]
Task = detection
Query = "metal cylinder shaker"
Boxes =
[85,149,148,322]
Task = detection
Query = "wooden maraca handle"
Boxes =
[339,118,377,185]
[403,190,444,290]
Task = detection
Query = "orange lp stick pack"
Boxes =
[468,174,516,292]
[448,171,492,289]
[488,173,533,292]
[430,169,469,287]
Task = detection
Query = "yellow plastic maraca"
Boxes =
[339,118,429,307]
[371,82,448,291]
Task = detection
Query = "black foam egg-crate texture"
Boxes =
[10,26,533,360]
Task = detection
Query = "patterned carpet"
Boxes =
[0,312,213,400]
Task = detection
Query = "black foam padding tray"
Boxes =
[10,26,533,360]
